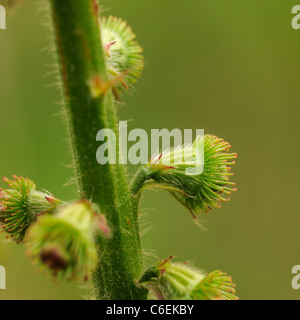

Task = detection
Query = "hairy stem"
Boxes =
[50,0,144,299]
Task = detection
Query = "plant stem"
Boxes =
[130,167,150,196]
[50,0,144,300]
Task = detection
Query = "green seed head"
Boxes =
[140,257,238,300]
[136,134,237,217]
[0,176,61,243]
[26,200,98,281]
[101,16,144,95]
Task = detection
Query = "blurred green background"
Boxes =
[0,0,299,300]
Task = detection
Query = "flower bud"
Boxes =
[26,200,98,281]
[140,257,238,300]
[100,16,144,95]
[131,134,237,217]
[0,176,62,243]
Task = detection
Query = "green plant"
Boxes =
[0,0,238,300]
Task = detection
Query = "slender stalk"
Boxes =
[50,0,144,300]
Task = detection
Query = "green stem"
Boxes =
[50,0,144,300]
[130,167,150,196]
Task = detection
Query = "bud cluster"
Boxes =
[0,176,61,243]
[101,16,144,95]
[140,257,238,300]
[131,134,237,217]
[26,201,99,281]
